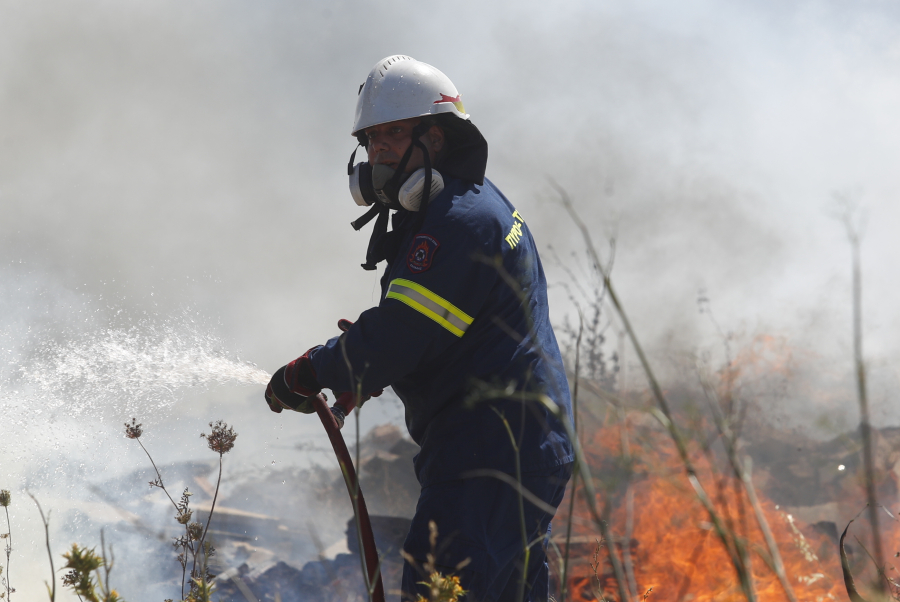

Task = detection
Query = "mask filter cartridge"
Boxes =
[397,167,444,211]
[349,163,443,211]
[349,162,379,207]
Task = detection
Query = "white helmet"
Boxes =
[352,55,469,136]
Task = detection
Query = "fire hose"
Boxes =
[311,390,386,602]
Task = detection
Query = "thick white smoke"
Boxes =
[2,0,899,598]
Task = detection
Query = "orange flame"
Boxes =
[553,413,900,602]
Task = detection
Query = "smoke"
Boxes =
[1,0,900,597]
[2,0,898,362]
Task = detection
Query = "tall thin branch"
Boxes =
[28,493,55,602]
[840,204,885,589]
[195,454,224,587]
[3,503,11,601]
[136,437,179,511]
[697,366,797,602]
[600,504,632,602]
[560,313,583,602]
[492,407,531,602]
[742,457,797,602]
[620,410,638,602]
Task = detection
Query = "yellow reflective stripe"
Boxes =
[386,278,474,337]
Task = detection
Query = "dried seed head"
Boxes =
[61,570,79,587]
[176,510,193,525]
[0,489,10,507]
[187,522,203,541]
[124,418,143,439]
[201,420,237,455]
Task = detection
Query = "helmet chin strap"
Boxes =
[384,122,428,201]
[411,136,433,231]
[353,122,434,271]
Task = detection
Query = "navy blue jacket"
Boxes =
[310,176,574,486]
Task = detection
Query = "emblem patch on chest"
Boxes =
[407,234,440,273]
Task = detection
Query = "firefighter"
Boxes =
[265,55,574,601]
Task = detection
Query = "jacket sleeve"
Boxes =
[309,222,499,395]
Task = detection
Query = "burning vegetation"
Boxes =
[551,396,900,602]
[538,191,900,602]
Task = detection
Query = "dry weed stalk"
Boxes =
[337,334,386,602]
[27,493,55,602]
[0,489,12,600]
[589,538,606,601]
[124,417,237,601]
[558,315,583,602]
[692,346,797,602]
[838,198,886,592]
[833,196,898,602]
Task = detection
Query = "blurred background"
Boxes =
[1,0,899,598]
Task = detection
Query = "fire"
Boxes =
[552,410,900,602]
[728,335,795,381]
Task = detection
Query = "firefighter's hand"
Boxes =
[332,388,384,413]
[264,348,322,414]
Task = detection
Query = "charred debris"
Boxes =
[69,409,899,601]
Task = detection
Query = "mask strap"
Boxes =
[410,138,433,230]
[387,122,431,191]
[348,142,388,269]
[388,145,415,190]
[360,206,390,270]
[347,144,360,176]
[348,142,383,231]
[351,203,382,231]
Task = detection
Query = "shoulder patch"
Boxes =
[407,234,440,273]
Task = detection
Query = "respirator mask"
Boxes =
[348,156,444,212]
[346,123,443,271]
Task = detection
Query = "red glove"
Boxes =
[264,347,322,414]
[283,347,322,396]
